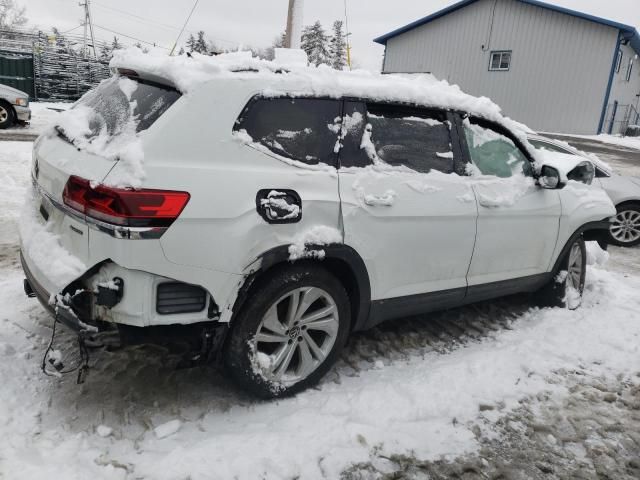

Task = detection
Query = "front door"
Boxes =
[337,101,478,301]
[461,117,561,287]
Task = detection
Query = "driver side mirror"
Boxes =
[538,165,566,190]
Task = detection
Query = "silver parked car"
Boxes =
[529,134,640,247]
[0,83,31,129]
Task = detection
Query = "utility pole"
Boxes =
[284,0,304,49]
[343,0,352,69]
[79,0,97,58]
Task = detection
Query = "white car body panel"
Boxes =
[597,175,640,206]
[339,169,477,300]
[467,182,562,285]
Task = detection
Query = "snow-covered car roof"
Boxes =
[110,48,534,148]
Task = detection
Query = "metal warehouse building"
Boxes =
[375,0,640,135]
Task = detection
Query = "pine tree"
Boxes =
[99,43,112,62]
[111,36,122,51]
[195,30,208,54]
[263,32,286,60]
[301,21,330,66]
[186,34,196,53]
[178,46,185,56]
[329,20,347,70]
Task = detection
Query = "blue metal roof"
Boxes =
[373,0,640,55]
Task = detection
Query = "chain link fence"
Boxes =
[602,101,640,136]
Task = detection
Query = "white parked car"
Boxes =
[528,134,640,247]
[20,52,615,398]
[0,83,31,129]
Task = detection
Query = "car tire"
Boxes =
[0,101,16,129]
[223,263,351,399]
[608,203,640,247]
[536,237,586,309]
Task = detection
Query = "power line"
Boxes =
[170,0,200,56]
[92,24,170,49]
[90,1,239,47]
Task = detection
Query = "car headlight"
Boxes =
[15,98,28,107]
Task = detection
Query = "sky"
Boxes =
[19,0,640,70]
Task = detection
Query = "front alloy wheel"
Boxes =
[224,264,350,398]
[609,205,640,247]
[536,237,586,309]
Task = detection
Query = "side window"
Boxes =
[463,119,532,178]
[339,102,454,174]
[234,97,341,166]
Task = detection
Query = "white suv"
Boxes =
[20,52,615,398]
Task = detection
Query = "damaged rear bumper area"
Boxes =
[21,252,229,364]
[22,252,93,333]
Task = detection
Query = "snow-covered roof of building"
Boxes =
[374,0,640,57]
[109,48,532,138]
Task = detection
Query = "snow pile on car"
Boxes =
[110,48,534,144]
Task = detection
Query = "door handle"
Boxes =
[256,189,302,224]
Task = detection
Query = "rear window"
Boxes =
[64,75,180,140]
[234,97,341,167]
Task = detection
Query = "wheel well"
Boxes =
[0,99,14,113]
[615,200,640,211]
[232,249,370,333]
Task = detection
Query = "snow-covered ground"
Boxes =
[1,141,640,479]
[546,132,640,152]
[1,102,68,138]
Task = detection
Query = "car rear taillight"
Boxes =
[63,176,190,228]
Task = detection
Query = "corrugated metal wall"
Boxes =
[0,50,34,97]
[383,0,619,134]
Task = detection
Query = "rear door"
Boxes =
[337,101,477,301]
[460,118,561,286]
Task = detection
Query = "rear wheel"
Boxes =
[223,264,350,399]
[536,237,586,309]
[0,102,15,129]
[608,204,640,247]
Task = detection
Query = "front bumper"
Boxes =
[14,105,31,122]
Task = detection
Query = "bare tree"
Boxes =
[0,0,27,31]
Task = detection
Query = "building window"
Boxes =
[489,51,511,71]
[615,50,623,73]
[626,58,634,82]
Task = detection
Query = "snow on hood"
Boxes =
[534,149,591,183]
[110,48,535,149]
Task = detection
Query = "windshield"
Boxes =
[58,75,181,142]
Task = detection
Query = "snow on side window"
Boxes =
[360,104,454,174]
[234,98,341,166]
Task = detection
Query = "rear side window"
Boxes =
[339,102,454,173]
[235,98,341,167]
[74,75,180,138]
